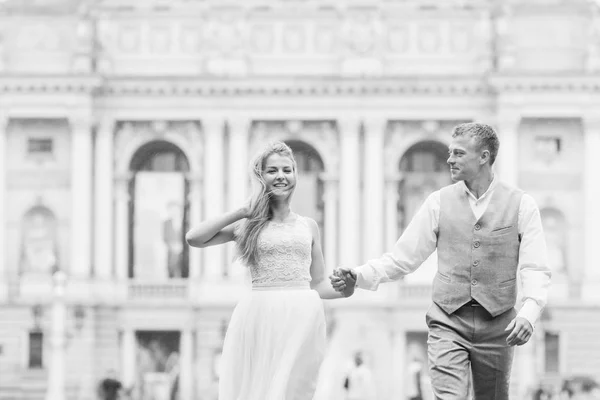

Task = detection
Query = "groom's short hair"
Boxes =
[452,122,500,165]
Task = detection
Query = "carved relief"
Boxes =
[449,23,471,53]
[387,25,410,54]
[180,26,202,53]
[15,23,61,52]
[149,25,172,54]
[282,24,306,53]
[342,12,380,55]
[19,205,59,276]
[119,25,141,53]
[205,12,243,54]
[249,24,274,53]
[313,24,337,54]
[417,24,441,53]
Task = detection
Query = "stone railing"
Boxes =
[127,280,189,300]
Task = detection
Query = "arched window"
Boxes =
[398,141,451,232]
[285,140,325,238]
[19,206,58,276]
[129,141,190,280]
[540,207,567,276]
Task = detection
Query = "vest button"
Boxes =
[473,241,480,248]
[474,224,481,231]
[473,260,480,267]
[471,279,478,286]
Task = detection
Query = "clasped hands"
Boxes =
[329,267,357,298]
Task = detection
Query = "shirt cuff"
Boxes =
[517,299,543,329]
[353,265,372,290]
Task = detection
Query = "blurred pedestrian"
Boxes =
[97,369,123,400]
[343,352,375,400]
[406,356,424,400]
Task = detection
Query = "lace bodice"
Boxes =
[249,214,313,286]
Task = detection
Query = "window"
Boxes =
[27,138,53,155]
[544,332,560,374]
[535,136,561,164]
[129,141,190,279]
[28,331,43,369]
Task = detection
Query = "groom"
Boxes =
[331,122,551,400]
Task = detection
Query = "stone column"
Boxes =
[321,175,339,270]
[385,174,402,246]
[188,173,203,280]
[338,118,361,265]
[121,328,136,390]
[0,114,7,301]
[494,114,521,186]
[70,117,94,279]
[114,175,131,280]
[179,329,193,400]
[363,117,386,259]
[202,118,226,280]
[583,116,600,299]
[391,330,407,399]
[94,119,115,280]
[226,117,250,280]
[46,272,67,400]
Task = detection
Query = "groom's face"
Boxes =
[447,134,484,182]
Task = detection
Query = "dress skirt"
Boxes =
[218,282,326,400]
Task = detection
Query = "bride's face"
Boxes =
[262,153,296,198]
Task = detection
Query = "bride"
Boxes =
[186,141,354,400]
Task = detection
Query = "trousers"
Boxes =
[426,301,516,400]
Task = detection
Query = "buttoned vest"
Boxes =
[433,181,523,317]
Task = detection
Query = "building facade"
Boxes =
[0,0,600,399]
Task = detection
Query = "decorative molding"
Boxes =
[490,75,600,93]
[4,75,600,96]
[102,78,490,96]
[0,76,100,94]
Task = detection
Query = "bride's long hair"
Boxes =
[235,141,297,267]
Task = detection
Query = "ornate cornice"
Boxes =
[101,77,490,97]
[489,74,600,93]
[0,75,488,96]
[3,75,600,96]
[0,75,101,94]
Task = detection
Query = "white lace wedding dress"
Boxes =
[218,213,326,400]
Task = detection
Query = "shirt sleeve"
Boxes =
[354,191,440,290]
[516,193,552,327]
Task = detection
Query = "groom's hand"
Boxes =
[505,316,533,346]
[329,267,357,293]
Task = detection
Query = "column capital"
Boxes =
[226,116,252,133]
[69,113,94,130]
[336,116,362,135]
[96,117,117,133]
[362,116,389,132]
[202,116,226,133]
